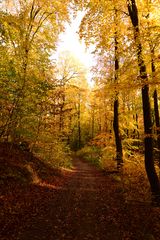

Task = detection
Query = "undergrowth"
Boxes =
[0,140,72,186]
[76,145,102,167]
[33,139,72,169]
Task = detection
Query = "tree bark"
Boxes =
[77,92,81,149]
[113,8,123,170]
[150,46,160,166]
[127,0,160,201]
[153,89,160,166]
[113,98,123,169]
[91,106,95,139]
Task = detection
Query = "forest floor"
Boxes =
[0,145,160,240]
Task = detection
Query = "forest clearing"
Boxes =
[0,0,160,239]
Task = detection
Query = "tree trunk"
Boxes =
[77,92,81,149]
[150,47,160,166]
[113,8,123,170]
[153,89,160,166]
[127,0,160,202]
[113,98,123,169]
[91,107,95,139]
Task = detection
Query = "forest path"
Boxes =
[16,158,123,240]
[1,156,158,240]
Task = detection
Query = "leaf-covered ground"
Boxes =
[0,146,160,240]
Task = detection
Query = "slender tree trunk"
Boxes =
[135,113,140,144]
[113,98,123,168]
[127,0,160,202]
[150,47,160,166]
[59,105,64,132]
[132,112,139,140]
[91,107,95,139]
[153,89,160,166]
[59,86,65,132]
[77,92,81,149]
[113,8,123,170]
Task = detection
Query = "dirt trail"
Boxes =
[13,158,123,240]
[1,156,160,240]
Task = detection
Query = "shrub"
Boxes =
[33,139,72,169]
[99,146,117,170]
[77,145,102,167]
